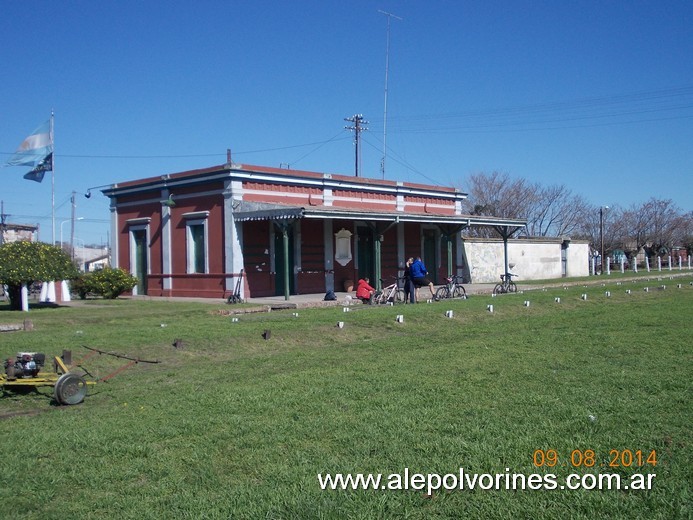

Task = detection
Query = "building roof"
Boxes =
[103,163,467,200]
[103,162,526,231]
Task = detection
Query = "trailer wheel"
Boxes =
[54,373,88,405]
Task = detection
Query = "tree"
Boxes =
[461,171,536,237]
[526,186,589,237]
[0,241,79,310]
[461,171,587,238]
[613,198,683,264]
[572,204,623,257]
[672,211,693,256]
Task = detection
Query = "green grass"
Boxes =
[0,277,691,519]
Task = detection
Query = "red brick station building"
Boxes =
[102,161,525,300]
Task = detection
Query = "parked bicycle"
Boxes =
[435,274,467,300]
[373,277,407,304]
[493,272,518,295]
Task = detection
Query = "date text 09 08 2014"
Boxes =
[533,449,657,468]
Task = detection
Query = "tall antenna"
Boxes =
[378,10,402,179]
[344,114,368,177]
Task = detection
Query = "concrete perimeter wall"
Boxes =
[463,237,590,283]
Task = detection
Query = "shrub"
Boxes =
[69,275,91,300]
[73,267,138,299]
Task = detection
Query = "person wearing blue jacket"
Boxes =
[410,256,436,301]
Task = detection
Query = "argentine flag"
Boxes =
[5,119,53,167]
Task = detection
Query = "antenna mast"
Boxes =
[378,10,402,179]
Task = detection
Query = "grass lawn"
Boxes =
[0,276,690,519]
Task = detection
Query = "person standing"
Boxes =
[403,257,416,303]
[410,256,436,301]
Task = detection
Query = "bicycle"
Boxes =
[493,272,518,295]
[372,277,407,304]
[435,274,467,300]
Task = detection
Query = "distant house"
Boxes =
[102,162,586,299]
[80,248,111,272]
[0,222,38,244]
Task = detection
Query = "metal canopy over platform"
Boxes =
[232,202,305,222]
[232,201,526,229]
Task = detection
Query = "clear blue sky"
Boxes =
[2,1,692,245]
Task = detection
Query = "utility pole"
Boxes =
[70,191,77,259]
[599,206,608,274]
[0,200,7,245]
[344,114,368,177]
[378,10,402,179]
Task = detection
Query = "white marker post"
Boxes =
[21,283,29,312]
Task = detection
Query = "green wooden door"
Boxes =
[423,231,438,284]
[132,229,148,295]
[357,227,374,281]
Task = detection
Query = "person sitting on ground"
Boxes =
[355,277,376,304]
[410,256,436,301]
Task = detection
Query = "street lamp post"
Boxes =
[60,217,83,255]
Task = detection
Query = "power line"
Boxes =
[0,136,353,160]
[287,130,350,168]
[373,85,693,130]
[360,132,440,186]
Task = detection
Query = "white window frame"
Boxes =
[183,212,209,274]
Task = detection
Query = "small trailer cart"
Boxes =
[2,347,159,405]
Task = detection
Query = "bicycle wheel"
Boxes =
[395,289,406,303]
[493,283,505,295]
[372,290,383,304]
[508,281,518,293]
[435,287,448,300]
[453,285,467,299]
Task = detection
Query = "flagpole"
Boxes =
[50,111,55,245]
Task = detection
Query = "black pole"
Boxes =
[600,207,604,274]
